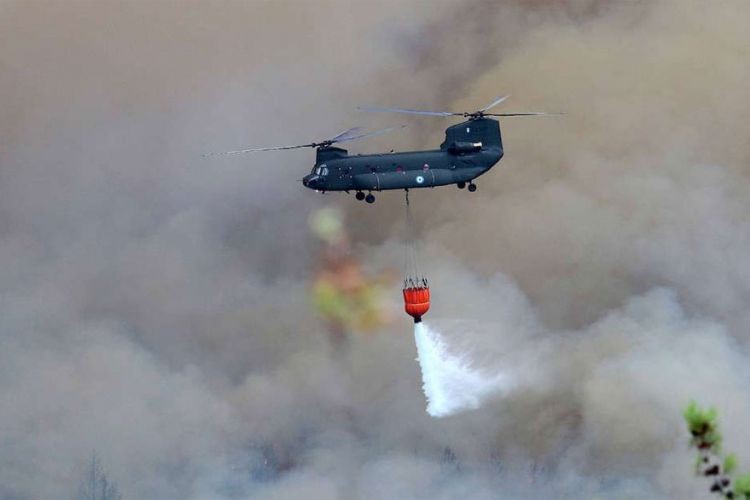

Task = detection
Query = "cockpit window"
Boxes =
[321,167,329,176]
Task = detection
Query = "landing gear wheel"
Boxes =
[468,183,477,192]
[457,181,466,189]
[355,191,365,201]
[365,193,375,204]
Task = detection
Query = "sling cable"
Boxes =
[402,190,430,323]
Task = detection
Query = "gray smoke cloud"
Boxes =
[2,0,750,498]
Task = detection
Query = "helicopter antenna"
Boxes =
[359,95,563,120]
[203,125,406,157]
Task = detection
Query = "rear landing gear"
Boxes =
[355,191,365,201]
[365,193,375,204]
[457,181,466,189]
[468,183,477,192]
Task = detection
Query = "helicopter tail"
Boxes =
[475,118,503,150]
[441,118,503,152]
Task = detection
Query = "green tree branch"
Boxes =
[685,401,747,499]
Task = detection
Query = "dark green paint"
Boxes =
[302,118,503,194]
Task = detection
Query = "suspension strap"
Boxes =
[404,189,422,286]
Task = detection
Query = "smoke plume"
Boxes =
[2,0,750,498]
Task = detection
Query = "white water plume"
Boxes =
[413,322,513,418]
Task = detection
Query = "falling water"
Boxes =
[413,322,512,418]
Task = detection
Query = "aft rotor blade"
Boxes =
[484,112,564,117]
[358,105,459,117]
[202,143,314,157]
[479,95,509,112]
[330,126,367,142]
[333,125,406,144]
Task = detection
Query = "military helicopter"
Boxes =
[206,96,556,203]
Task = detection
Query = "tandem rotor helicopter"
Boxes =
[205,96,559,203]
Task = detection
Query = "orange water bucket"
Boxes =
[403,286,430,323]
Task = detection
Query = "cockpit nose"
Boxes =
[304,164,328,189]
[303,174,320,189]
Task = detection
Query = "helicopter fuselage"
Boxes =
[302,118,503,194]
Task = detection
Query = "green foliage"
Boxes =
[734,473,750,498]
[684,401,749,499]
[684,401,715,431]
[725,454,738,476]
[684,400,722,453]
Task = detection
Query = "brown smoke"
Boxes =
[2,1,750,498]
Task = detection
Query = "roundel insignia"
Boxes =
[416,175,424,184]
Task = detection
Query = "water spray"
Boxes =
[414,322,511,417]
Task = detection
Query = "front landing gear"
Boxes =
[355,191,365,201]
[365,193,375,204]
[457,181,466,189]
[468,183,477,192]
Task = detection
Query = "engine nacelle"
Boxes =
[448,141,482,154]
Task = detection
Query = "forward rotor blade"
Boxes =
[479,95,509,112]
[358,105,459,117]
[330,127,367,142]
[333,125,406,143]
[202,143,313,157]
[484,112,564,117]
[202,124,406,158]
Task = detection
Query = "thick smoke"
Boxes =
[2,1,750,498]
